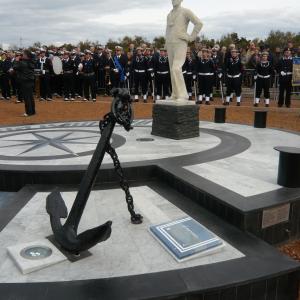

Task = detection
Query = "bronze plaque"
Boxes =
[262,204,290,229]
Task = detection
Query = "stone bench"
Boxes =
[274,147,300,188]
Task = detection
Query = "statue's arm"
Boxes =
[186,9,203,42]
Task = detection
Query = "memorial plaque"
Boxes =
[150,217,224,262]
[262,204,290,229]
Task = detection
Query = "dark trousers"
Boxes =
[63,73,75,98]
[198,75,214,97]
[83,75,96,100]
[134,72,148,95]
[40,74,52,99]
[0,74,11,98]
[20,81,35,115]
[184,74,193,93]
[111,73,126,90]
[156,74,170,98]
[98,69,105,89]
[52,75,63,96]
[75,74,84,97]
[279,78,292,107]
[226,77,242,97]
[256,78,270,99]
[10,75,17,96]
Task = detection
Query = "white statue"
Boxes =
[166,0,203,103]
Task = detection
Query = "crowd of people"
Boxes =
[0,40,299,116]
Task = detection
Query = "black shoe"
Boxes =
[225,102,230,106]
[230,98,233,102]
[196,101,202,105]
[254,103,258,107]
[265,104,269,108]
[210,98,214,102]
[143,100,148,103]
[237,103,241,107]
[278,104,283,108]
[205,102,210,105]
[286,104,290,108]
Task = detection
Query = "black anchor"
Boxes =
[46,89,143,255]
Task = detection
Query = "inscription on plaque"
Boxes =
[262,204,290,229]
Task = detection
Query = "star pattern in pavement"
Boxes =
[0,132,99,156]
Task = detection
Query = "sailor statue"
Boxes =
[166,0,203,103]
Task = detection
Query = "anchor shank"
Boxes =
[65,120,116,231]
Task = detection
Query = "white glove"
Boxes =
[114,69,119,73]
[42,70,46,75]
[126,72,130,77]
[254,75,257,80]
[281,71,286,76]
[218,73,223,79]
[124,76,127,81]
[78,63,83,71]
[151,73,154,78]
[193,75,196,80]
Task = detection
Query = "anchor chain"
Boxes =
[100,112,143,225]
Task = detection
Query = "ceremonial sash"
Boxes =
[114,56,125,82]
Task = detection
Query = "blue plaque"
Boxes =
[150,217,224,262]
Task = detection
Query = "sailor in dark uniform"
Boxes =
[195,48,215,105]
[97,46,108,92]
[110,46,128,89]
[254,51,274,107]
[62,51,76,101]
[182,50,195,100]
[131,47,148,102]
[0,52,12,100]
[76,53,85,99]
[145,48,155,98]
[212,46,223,101]
[276,48,293,108]
[81,50,97,102]
[13,50,35,116]
[36,49,53,101]
[224,49,243,106]
[70,50,81,99]
[154,48,171,100]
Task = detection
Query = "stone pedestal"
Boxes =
[151,102,200,140]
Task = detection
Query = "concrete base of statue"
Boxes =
[152,100,200,140]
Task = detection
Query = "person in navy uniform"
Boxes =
[276,48,293,108]
[62,51,76,101]
[254,51,274,107]
[36,49,53,101]
[154,48,171,101]
[0,52,12,100]
[212,46,223,101]
[131,47,148,103]
[145,48,155,99]
[224,49,243,106]
[13,50,35,116]
[81,50,97,102]
[110,46,128,89]
[96,46,108,92]
[182,50,195,100]
[76,52,85,99]
[195,48,215,105]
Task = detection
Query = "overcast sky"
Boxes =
[0,0,299,47]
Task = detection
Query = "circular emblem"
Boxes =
[20,246,53,260]
[0,128,126,161]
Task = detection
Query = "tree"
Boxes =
[153,36,166,49]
